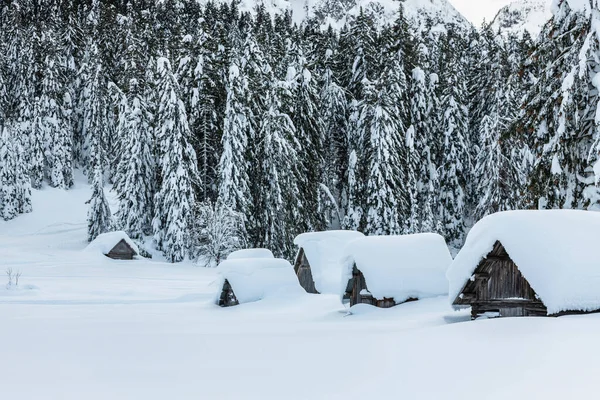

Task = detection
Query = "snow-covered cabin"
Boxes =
[227,248,274,260]
[216,257,303,307]
[293,230,364,294]
[448,210,600,319]
[84,231,139,260]
[341,234,451,308]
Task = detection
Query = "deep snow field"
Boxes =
[2,177,600,399]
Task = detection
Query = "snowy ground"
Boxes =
[2,179,600,399]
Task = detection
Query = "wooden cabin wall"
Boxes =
[218,279,239,307]
[106,239,136,260]
[294,248,318,294]
[343,266,396,308]
[456,241,547,319]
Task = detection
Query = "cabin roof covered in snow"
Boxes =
[447,210,600,315]
[294,230,364,294]
[84,231,139,256]
[341,234,452,303]
[217,257,302,304]
[227,248,274,260]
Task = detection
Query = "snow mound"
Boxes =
[341,234,452,303]
[216,258,303,304]
[84,231,139,256]
[447,210,600,315]
[294,230,364,294]
[227,248,274,260]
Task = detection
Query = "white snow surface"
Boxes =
[216,257,303,304]
[227,248,274,260]
[84,231,139,256]
[294,230,364,294]
[341,234,452,303]
[7,177,600,399]
[448,210,600,314]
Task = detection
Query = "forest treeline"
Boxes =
[0,0,597,263]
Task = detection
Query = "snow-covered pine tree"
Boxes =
[382,11,419,233]
[251,80,302,258]
[87,163,112,242]
[38,54,73,189]
[0,124,18,221]
[511,0,600,210]
[153,57,199,263]
[114,78,155,239]
[320,40,347,228]
[284,40,326,232]
[0,122,31,220]
[176,24,220,203]
[80,43,111,179]
[410,64,440,232]
[343,12,380,232]
[439,30,470,245]
[361,79,405,235]
[218,34,251,225]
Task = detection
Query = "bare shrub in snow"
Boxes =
[5,268,21,288]
[6,268,13,287]
[194,202,246,267]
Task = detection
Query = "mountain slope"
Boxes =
[230,0,472,31]
[490,0,551,38]
[313,0,472,30]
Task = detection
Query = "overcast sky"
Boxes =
[448,0,515,26]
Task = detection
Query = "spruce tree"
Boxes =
[439,30,470,245]
[218,38,251,222]
[87,164,112,242]
[153,57,199,263]
[114,78,155,239]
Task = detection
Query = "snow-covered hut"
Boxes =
[84,231,139,260]
[341,234,451,308]
[216,258,303,307]
[227,248,274,260]
[293,230,364,294]
[448,210,600,319]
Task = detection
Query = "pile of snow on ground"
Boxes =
[341,233,452,303]
[217,257,304,304]
[294,230,364,294]
[447,210,600,314]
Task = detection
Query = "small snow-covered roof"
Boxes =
[217,258,302,304]
[341,234,451,303]
[294,230,364,294]
[84,231,139,256]
[448,210,600,315]
[227,248,274,260]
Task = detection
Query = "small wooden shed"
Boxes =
[448,210,600,319]
[85,231,139,260]
[216,256,303,307]
[341,234,452,308]
[293,230,364,294]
